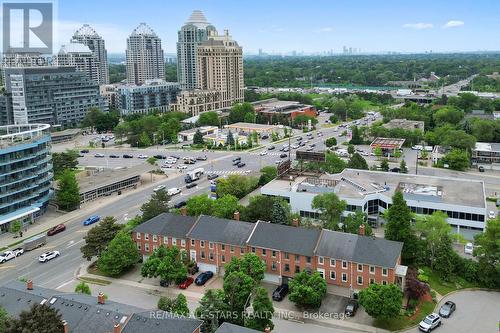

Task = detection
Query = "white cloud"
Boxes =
[443,20,464,28]
[402,23,433,29]
[313,27,333,33]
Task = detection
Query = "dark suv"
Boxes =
[195,271,214,285]
[272,284,289,301]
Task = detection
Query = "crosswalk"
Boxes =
[249,151,295,157]
[206,170,252,175]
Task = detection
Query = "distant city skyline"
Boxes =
[4,0,499,55]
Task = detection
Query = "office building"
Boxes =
[472,142,500,170]
[126,23,165,85]
[196,29,244,108]
[1,52,49,84]
[117,79,180,115]
[261,169,487,238]
[4,67,108,126]
[53,43,99,84]
[0,124,53,231]
[177,10,217,89]
[0,94,12,126]
[71,24,109,84]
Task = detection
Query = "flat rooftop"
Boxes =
[264,169,485,208]
[51,128,80,137]
[383,119,424,131]
[474,142,500,153]
[224,122,278,130]
[178,126,218,135]
[371,137,406,149]
[78,164,155,193]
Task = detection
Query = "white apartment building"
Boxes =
[71,24,109,84]
[53,43,99,84]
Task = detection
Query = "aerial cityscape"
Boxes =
[0,1,499,333]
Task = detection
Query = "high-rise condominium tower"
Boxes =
[126,23,165,85]
[53,43,99,84]
[71,24,109,84]
[196,29,244,108]
[177,10,217,90]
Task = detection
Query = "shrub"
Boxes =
[417,274,429,283]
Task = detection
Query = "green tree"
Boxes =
[358,283,402,320]
[347,152,369,170]
[442,149,469,171]
[0,306,8,333]
[433,234,457,281]
[216,174,259,199]
[9,220,22,234]
[229,102,254,124]
[197,111,219,126]
[350,125,363,144]
[259,166,277,186]
[374,146,383,158]
[212,195,240,219]
[56,169,80,211]
[241,195,275,222]
[141,246,187,285]
[195,289,228,333]
[52,150,79,178]
[158,294,190,316]
[400,160,408,173]
[186,194,214,216]
[139,131,152,147]
[244,112,257,124]
[474,217,500,288]
[81,216,122,260]
[416,211,452,269]
[271,199,290,225]
[224,253,266,283]
[146,157,157,166]
[342,211,372,236]
[288,271,327,309]
[5,304,63,333]
[74,281,91,295]
[347,144,355,155]
[312,192,347,230]
[325,137,337,147]
[384,191,419,264]
[193,130,204,145]
[433,106,464,125]
[380,158,389,171]
[246,287,275,331]
[140,189,170,222]
[227,130,235,147]
[223,271,255,325]
[98,231,140,276]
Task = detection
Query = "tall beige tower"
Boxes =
[196,29,244,108]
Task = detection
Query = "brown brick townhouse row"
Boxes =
[132,212,407,291]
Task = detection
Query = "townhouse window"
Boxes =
[370,278,375,284]
[284,264,290,272]
[181,239,186,247]
[153,245,158,251]
[382,280,387,286]
[272,250,277,258]
[284,252,289,260]
[191,239,195,246]
[342,261,348,269]
[221,255,226,263]
[230,246,235,253]
[136,232,141,240]
[370,266,375,274]
[330,271,336,280]
[318,256,324,265]
[200,240,205,247]
[145,243,150,252]
[201,251,206,259]
[330,259,336,267]
[136,243,141,251]
[164,237,168,245]
[271,262,277,271]
[144,233,149,241]
[382,268,388,276]
[342,273,348,282]
[262,249,267,256]
[209,252,214,261]
[295,265,300,274]
[152,235,157,242]
[240,247,245,253]
[172,238,177,246]
[357,276,363,285]
[357,264,363,272]
[209,242,214,249]
[295,255,300,263]
[251,247,256,253]
[306,256,312,264]
[221,244,225,251]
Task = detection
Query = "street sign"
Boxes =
[296,150,326,162]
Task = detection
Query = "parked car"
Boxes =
[207,174,219,180]
[196,156,207,161]
[153,154,166,159]
[259,151,268,156]
[464,242,474,255]
[272,284,289,301]
[177,165,187,170]
[170,155,181,160]
[178,277,194,289]
[47,224,66,236]
[488,211,496,219]
[38,250,60,263]
[109,154,120,158]
[167,187,181,196]
[232,157,241,162]
[237,162,246,168]
[0,250,19,263]
[478,166,485,172]
[94,153,105,158]
[159,279,169,287]
[261,135,269,140]
[80,149,89,153]
[83,215,100,226]
[153,185,167,192]
[137,154,148,159]
[195,271,214,285]
[438,301,456,318]
[390,167,401,173]
[122,154,134,158]
[419,313,441,332]
[267,145,275,150]
[186,182,197,189]
[174,201,187,209]
[344,299,359,316]
[280,153,288,158]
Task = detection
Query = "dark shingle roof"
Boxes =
[133,213,197,238]
[0,280,53,317]
[187,215,255,246]
[215,322,261,333]
[315,230,403,268]
[247,221,321,256]
[121,312,201,333]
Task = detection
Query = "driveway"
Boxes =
[405,290,500,333]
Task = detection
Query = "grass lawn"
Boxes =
[373,300,436,331]
[78,276,111,286]
[421,266,478,295]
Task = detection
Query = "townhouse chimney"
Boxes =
[113,323,121,333]
[233,211,240,221]
[62,320,69,333]
[97,292,105,305]
[180,207,187,216]
[264,326,271,333]
[291,218,300,227]
[358,224,365,236]
[26,279,33,290]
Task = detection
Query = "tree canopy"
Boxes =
[288,271,327,309]
[81,216,122,260]
[312,192,347,230]
[359,283,403,320]
[141,246,187,284]
[56,169,80,211]
[98,231,140,276]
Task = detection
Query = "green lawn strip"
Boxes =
[373,300,435,331]
[422,266,477,295]
[78,276,112,286]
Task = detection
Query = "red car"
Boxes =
[47,224,66,236]
[178,277,194,289]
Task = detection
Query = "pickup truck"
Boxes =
[0,248,24,263]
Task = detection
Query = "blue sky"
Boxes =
[51,0,500,54]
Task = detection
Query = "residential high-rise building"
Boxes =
[4,67,108,126]
[53,43,99,84]
[126,23,165,85]
[117,80,180,115]
[71,24,109,84]
[196,29,244,108]
[176,10,217,89]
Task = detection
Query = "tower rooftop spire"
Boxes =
[185,10,210,28]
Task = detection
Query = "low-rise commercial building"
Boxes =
[177,126,218,142]
[472,142,500,170]
[253,98,317,123]
[382,119,424,132]
[203,132,248,146]
[133,212,405,292]
[370,137,406,154]
[117,80,180,115]
[50,128,80,144]
[0,124,53,232]
[261,169,487,237]
[224,122,278,135]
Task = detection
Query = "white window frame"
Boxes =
[318,256,324,265]
[181,239,186,247]
[209,252,214,261]
[342,272,348,282]
[191,239,195,246]
[382,268,388,276]
[271,261,277,271]
[172,238,177,246]
[200,240,205,247]
[144,233,149,241]
[357,264,363,272]
[230,245,235,253]
[330,258,336,267]
[136,243,141,250]
[145,243,150,252]
[262,248,267,256]
[221,244,225,251]
[330,271,336,280]
[153,235,157,242]
[272,250,277,258]
[357,275,363,285]
[317,268,325,279]
[164,237,168,244]
[136,232,141,240]
[209,242,214,249]
[342,260,348,269]
[370,265,375,274]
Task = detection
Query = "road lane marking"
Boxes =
[55,279,75,290]
[0,265,16,270]
[66,239,84,249]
